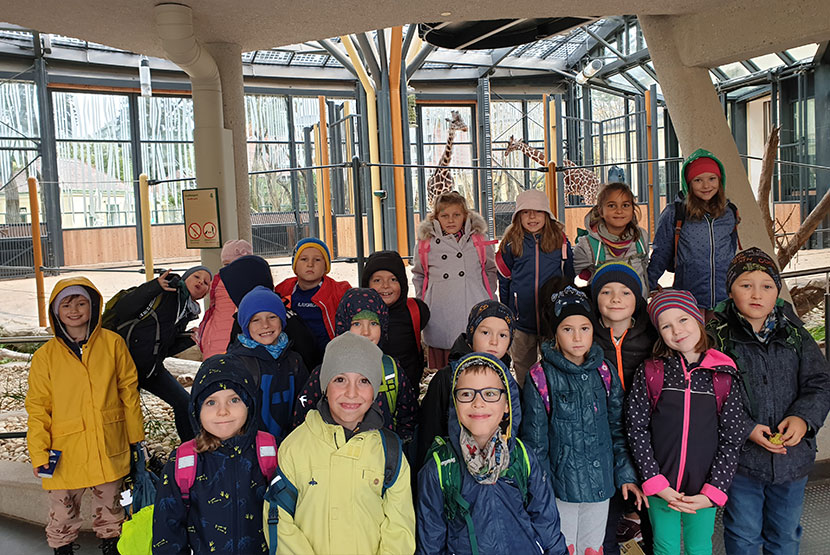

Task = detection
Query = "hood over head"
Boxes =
[360,250,408,308]
[680,148,726,195]
[334,288,389,344]
[49,277,102,343]
[219,255,274,307]
[189,354,259,440]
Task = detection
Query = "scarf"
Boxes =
[458,426,511,485]
[736,308,778,344]
[594,222,635,258]
[176,279,200,325]
[237,332,289,359]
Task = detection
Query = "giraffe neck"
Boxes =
[518,141,546,165]
[438,129,456,168]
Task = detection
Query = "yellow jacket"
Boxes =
[264,410,415,555]
[26,277,145,490]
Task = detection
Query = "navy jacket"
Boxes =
[708,300,830,484]
[416,355,567,554]
[152,357,270,554]
[498,233,575,334]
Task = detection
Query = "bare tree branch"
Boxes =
[757,126,779,246]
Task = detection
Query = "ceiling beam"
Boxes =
[478,46,517,77]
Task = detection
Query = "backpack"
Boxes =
[418,233,498,300]
[495,236,569,279]
[668,196,741,273]
[643,358,731,414]
[102,286,166,373]
[426,435,531,555]
[405,298,423,355]
[575,227,647,268]
[263,427,402,555]
[528,360,613,416]
[174,430,278,506]
[379,355,401,426]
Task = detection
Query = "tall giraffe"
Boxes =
[503,135,600,206]
[426,110,468,207]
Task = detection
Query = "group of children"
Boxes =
[24,148,830,555]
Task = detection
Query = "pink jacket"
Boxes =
[197,275,237,358]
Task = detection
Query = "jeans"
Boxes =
[723,472,808,555]
[139,365,194,441]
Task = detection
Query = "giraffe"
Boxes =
[426,110,468,207]
[503,135,600,206]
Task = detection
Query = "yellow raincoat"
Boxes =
[26,277,145,490]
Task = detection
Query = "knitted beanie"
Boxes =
[591,262,645,306]
[685,156,721,183]
[292,237,331,274]
[220,239,254,266]
[334,288,389,344]
[360,250,409,303]
[465,299,516,349]
[182,265,213,281]
[647,289,704,327]
[726,247,781,292]
[238,285,287,338]
[549,286,596,332]
[52,285,91,315]
[319,333,384,399]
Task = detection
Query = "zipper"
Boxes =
[707,215,716,308]
[513,292,520,322]
[232,450,239,554]
[609,328,628,390]
[676,357,692,488]
[534,236,540,334]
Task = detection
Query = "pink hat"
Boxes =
[221,239,253,265]
[513,189,554,220]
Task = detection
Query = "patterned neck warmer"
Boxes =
[595,222,634,257]
[458,426,511,485]
[237,331,289,359]
[736,307,778,344]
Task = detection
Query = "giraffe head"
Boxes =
[504,135,523,159]
[446,110,468,133]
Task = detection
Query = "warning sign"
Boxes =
[182,188,221,249]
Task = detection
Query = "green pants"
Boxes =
[647,495,717,555]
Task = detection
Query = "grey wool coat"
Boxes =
[413,210,497,350]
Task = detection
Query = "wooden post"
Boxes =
[317,96,334,247]
[139,174,154,281]
[27,177,47,327]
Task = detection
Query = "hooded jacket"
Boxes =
[266,408,416,554]
[416,354,568,554]
[573,211,648,295]
[26,277,145,490]
[708,299,830,484]
[625,349,745,507]
[497,231,575,334]
[413,210,497,350]
[520,343,637,503]
[361,250,430,388]
[647,149,738,309]
[197,274,236,358]
[152,355,271,554]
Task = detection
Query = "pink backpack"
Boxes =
[528,360,612,416]
[644,359,732,414]
[418,233,498,299]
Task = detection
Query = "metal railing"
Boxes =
[780,265,830,360]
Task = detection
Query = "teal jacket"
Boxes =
[520,342,636,503]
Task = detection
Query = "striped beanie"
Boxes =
[647,289,704,327]
[591,261,644,305]
[292,237,331,274]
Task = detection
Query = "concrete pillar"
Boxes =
[205,42,251,244]
[639,16,777,261]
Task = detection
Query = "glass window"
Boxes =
[750,53,785,71]
[0,80,40,225]
[718,62,750,79]
[420,106,476,207]
[787,43,819,62]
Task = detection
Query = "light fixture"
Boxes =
[139,57,152,98]
[440,11,452,16]
[575,59,603,85]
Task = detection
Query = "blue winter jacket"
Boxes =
[498,233,575,334]
[520,342,637,503]
[416,355,567,554]
[152,356,270,554]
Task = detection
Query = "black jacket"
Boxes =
[708,300,830,484]
[593,316,657,392]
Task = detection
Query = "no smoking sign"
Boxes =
[182,188,221,249]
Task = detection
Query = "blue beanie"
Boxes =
[292,237,331,274]
[238,286,287,339]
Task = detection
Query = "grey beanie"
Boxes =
[182,265,213,281]
[320,333,384,399]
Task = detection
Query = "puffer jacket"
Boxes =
[152,356,271,554]
[197,274,236,358]
[708,299,830,484]
[497,232,575,334]
[416,355,567,554]
[573,212,648,296]
[225,338,309,444]
[647,149,738,309]
[413,210,497,350]
[266,408,416,554]
[26,277,145,490]
[625,350,745,507]
[520,342,636,503]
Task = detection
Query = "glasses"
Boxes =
[454,387,506,403]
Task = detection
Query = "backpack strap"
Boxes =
[174,440,198,505]
[429,437,479,555]
[405,298,423,354]
[495,250,511,279]
[587,235,604,266]
[644,359,665,413]
[560,235,569,274]
[712,372,733,414]
[378,428,403,496]
[528,362,550,417]
[379,356,400,426]
[503,438,532,504]
[264,467,298,555]
[471,234,498,300]
[417,239,431,298]
[728,201,743,250]
[672,199,686,269]
[256,431,278,482]
[596,361,612,396]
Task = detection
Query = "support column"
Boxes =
[639,15,776,259]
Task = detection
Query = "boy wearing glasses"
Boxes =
[416,352,568,554]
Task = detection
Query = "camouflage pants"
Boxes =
[45,479,124,548]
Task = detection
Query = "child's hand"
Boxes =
[621,483,648,510]
[656,486,684,507]
[669,494,712,514]
[778,416,808,447]
[749,424,787,454]
[157,269,176,292]
[32,466,41,478]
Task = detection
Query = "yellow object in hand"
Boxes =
[768,433,784,445]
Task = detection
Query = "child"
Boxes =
[574,182,648,295]
[275,237,351,354]
[153,355,274,554]
[497,188,574,386]
[225,285,309,443]
[521,286,642,555]
[647,149,739,311]
[197,238,254,358]
[626,289,745,555]
[413,191,497,370]
[361,250,430,391]
[590,262,658,552]
[707,248,830,554]
[292,288,418,444]
[26,278,145,555]
[417,352,568,554]
[265,333,416,554]
[418,299,515,467]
